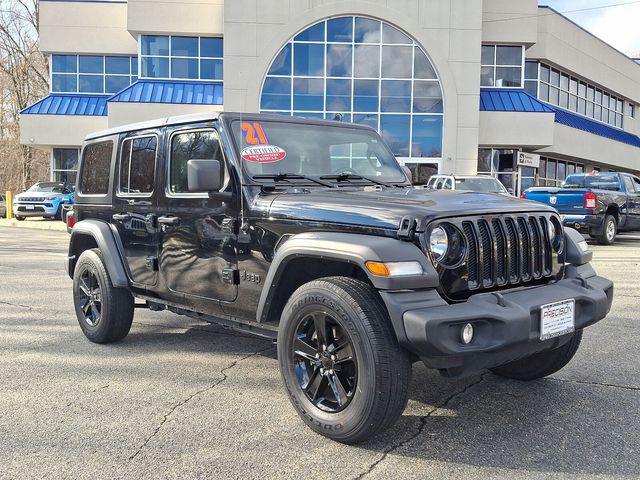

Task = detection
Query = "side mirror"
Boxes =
[187,159,222,192]
[401,165,413,184]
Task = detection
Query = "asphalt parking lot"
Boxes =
[1,227,639,480]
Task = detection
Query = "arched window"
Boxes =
[260,16,444,164]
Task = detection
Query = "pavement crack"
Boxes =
[0,300,34,310]
[354,372,488,480]
[127,349,265,461]
[549,377,640,392]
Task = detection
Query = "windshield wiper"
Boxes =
[252,173,334,188]
[319,172,391,187]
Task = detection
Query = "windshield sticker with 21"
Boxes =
[240,121,287,163]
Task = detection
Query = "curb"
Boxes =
[0,219,67,232]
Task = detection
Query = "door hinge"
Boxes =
[397,215,417,240]
[221,218,237,234]
[145,256,159,271]
[222,267,239,285]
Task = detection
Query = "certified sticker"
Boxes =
[241,145,286,163]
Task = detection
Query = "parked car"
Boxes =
[425,174,510,195]
[523,171,640,244]
[0,193,6,218]
[12,182,75,221]
[66,113,612,444]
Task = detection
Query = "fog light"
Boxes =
[461,323,474,344]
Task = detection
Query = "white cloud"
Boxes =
[579,3,640,56]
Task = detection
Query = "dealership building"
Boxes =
[19,0,640,194]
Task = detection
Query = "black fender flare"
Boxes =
[256,232,439,323]
[67,220,129,288]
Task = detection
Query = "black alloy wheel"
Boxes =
[293,311,357,413]
[77,268,102,327]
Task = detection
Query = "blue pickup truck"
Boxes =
[523,172,640,244]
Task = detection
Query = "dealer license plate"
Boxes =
[25,205,35,210]
[540,299,575,341]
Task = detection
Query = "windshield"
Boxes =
[563,174,620,191]
[27,183,67,193]
[231,120,406,184]
[455,177,508,194]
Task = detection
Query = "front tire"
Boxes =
[595,215,616,245]
[277,277,411,444]
[490,330,583,381]
[73,248,134,343]
[15,215,25,221]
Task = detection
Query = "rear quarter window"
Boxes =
[79,141,114,195]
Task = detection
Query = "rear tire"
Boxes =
[595,215,616,245]
[490,330,583,381]
[15,216,25,221]
[277,276,411,444]
[73,248,134,343]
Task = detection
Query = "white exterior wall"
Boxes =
[107,103,223,127]
[127,0,223,36]
[482,0,538,45]
[20,115,108,149]
[223,0,484,175]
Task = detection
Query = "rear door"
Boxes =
[157,125,238,304]
[111,132,161,287]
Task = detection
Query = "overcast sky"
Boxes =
[541,0,640,57]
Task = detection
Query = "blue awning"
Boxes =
[20,94,109,116]
[108,80,223,105]
[480,88,640,148]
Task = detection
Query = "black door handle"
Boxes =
[112,213,131,222]
[157,215,180,226]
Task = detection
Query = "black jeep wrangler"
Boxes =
[66,113,613,443]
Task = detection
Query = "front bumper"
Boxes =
[13,203,59,217]
[391,264,613,377]
[561,214,603,234]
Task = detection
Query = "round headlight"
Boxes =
[429,226,449,261]
[547,217,564,253]
[547,218,556,241]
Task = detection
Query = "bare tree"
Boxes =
[0,0,49,192]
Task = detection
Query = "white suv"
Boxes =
[426,175,510,195]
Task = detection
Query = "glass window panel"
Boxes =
[524,80,537,97]
[353,113,378,129]
[80,141,112,195]
[380,80,411,112]
[105,75,130,93]
[411,116,442,158]
[294,43,324,76]
[601,109,609,124]
[79,56,103,74]
[413,81,443,113]
[586,101,594,117]
[610,96,617,109]
[602,92,609,107]
[53,148,79,170]
[578,98,586,115]
[267,44,291,76]
[200,59,223,80]
[540,64,550,82]
[576,164,584,174]
[120,136,157,195]
[569,94,577,111]
[170,130,223,193]
[326,79,351,111]
[414,49,437,79]
[381,23,411,44]
[52,55,77,73]
[171,36,198,57]
[381,46,412,78]
[477,149,492,173]
[380,115,410,156]
[524,61,537,79]
[261,77,291,110]
[141,57,169,78]
[106,56,130,74]
[496,46,522,66]
[79,75,103,93]
[52,74,77,93]
[569,78,578,94]
[326,44,352,77]
[481,45,494,65]
[353,79,379,112]
[495,66,522,87]
[616,113,623,128]
[294,22,325,42]
[142,35,169,56]
[131,57,138,75]
[559,90,569,108]
[594,104,602,121]
[325,112,351,122]
[546,159,556,179]
[557,162,566,181]
[293,112,323,119]
[567,163,576,175]
[617,98,623,112]
[171,58,199,79]
[354,17,380,43]
[550,68,560,86]
[578,82,587,97]
[595,89,602,103]
[587,86,595,101]
[132,76,138,83]
[354,45,379,78]
[293,78,324,110]
[200,37,223,58]
[549,87,559,105]
[539,83,549,101]
[327,17,353,42]
[560,73,569,90]
[53,171,77,185]
[480,66,494,87]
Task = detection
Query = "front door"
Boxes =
[111,133,160,287]
[158,127,238,303]
[625,175,640,229]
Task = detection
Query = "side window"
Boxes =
[79,140,113,195]
[632,177,640,193]
[623,175,635,193]
[169,130,224,194]
[443,178,452,189]
[119,136,157,196]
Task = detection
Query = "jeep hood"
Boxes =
[267,188,555,230]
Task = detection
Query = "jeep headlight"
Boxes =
[547,216,564,253]
[428,223,466,267]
